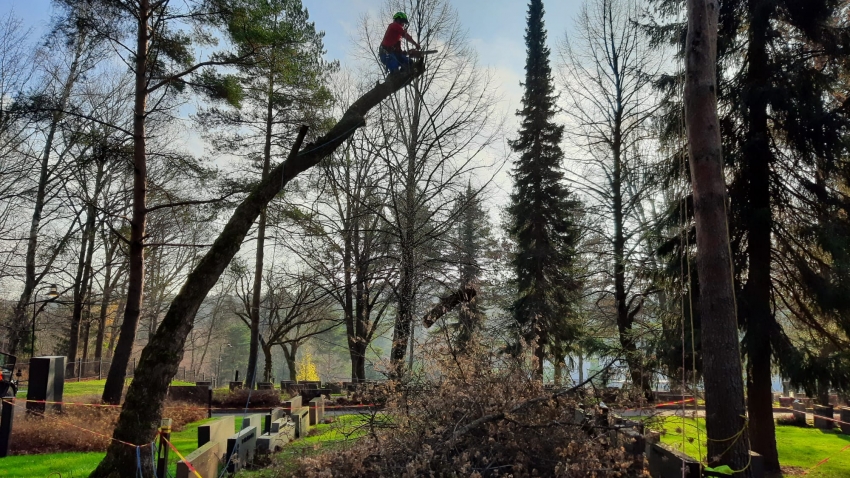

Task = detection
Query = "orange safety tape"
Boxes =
[160,434,202,478]
[8,398,379,411]
[774,407,850,427]
[2,398,141,448]
[621,397,695,412]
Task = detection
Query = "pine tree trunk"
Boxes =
[684,0,752,474]
[261,341,273,383]
[102,0,150,405]
[246,75,276,390]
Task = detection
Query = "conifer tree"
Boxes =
[649,0,850,470]
[449,184,491,350]
[509,0,582,379]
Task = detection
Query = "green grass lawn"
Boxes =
[651,416,850,477]
[59,378,196,398]
[0,415,238,477]
[235,414,369,477]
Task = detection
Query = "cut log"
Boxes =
[422,284,478,328]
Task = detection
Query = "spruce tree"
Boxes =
[450,184,491,350]
[649,0,850,471]
[509,0,582,380]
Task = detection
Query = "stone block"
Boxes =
[177,440,221,478]
[241,413,264,431]
[257,382,274,390]
[292,407,310,438]
[195,381,212,388]
[199,415,235,448]
[609,427,645,455]
[270,419,296,441]
[646,442,701,478]
[750,451,765,478]
[814,405,835,430]
[225,425,257,473]
[27,356,65,413]
[839,407,850,435]
[309,397,325,425]
[301,388,330,403]
[791,401,807,425]
[264,407,286,434]
[284,395,302,412]
[779,397,793,408]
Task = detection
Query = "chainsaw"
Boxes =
[407,49,438,58]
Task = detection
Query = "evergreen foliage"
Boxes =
[448,184,491,349]
[648,0,850,470]
[508,0,582,377]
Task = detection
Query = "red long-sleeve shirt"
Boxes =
[381,22,415,52]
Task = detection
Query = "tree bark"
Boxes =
[685,0,752,474]
[246,74,276,390]
[741,0,779,470]
[102,0,150,405]
[90,64,424,477]
[95,236,118,361]
[69,161,104,374]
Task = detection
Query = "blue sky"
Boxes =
[3,0,581,109]
[3,0,583,203]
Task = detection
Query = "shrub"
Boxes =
[10,399,206,455]
[211,388,281,408]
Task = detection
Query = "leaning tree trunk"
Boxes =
[89,64,425,477]
[685,0,752,474]
[102,0,150,405]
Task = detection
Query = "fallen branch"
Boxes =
[450,359,617,439]
[422,284,478,328]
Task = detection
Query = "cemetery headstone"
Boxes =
[779,397,793,408]
[839,407,850,435]
[257,382,274,390]
[265,407,286,434]
[813,404,834,430]
[241,413,264,431]
[284,395,302,412]
[199,415,235,447]
[229,381,243,391]
[180,415,235,478]
[226,425,258,473]
[26,356,65,413]
[292,407,310,438]
[309,396,325,425]
[791,401,807,426]
[645,442,701,478]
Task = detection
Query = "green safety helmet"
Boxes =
[393,12,409,23]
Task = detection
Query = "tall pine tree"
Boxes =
[509,0,582,380]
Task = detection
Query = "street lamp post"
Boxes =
[30,285,59,357]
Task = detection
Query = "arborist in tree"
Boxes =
[379,12,421,74]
